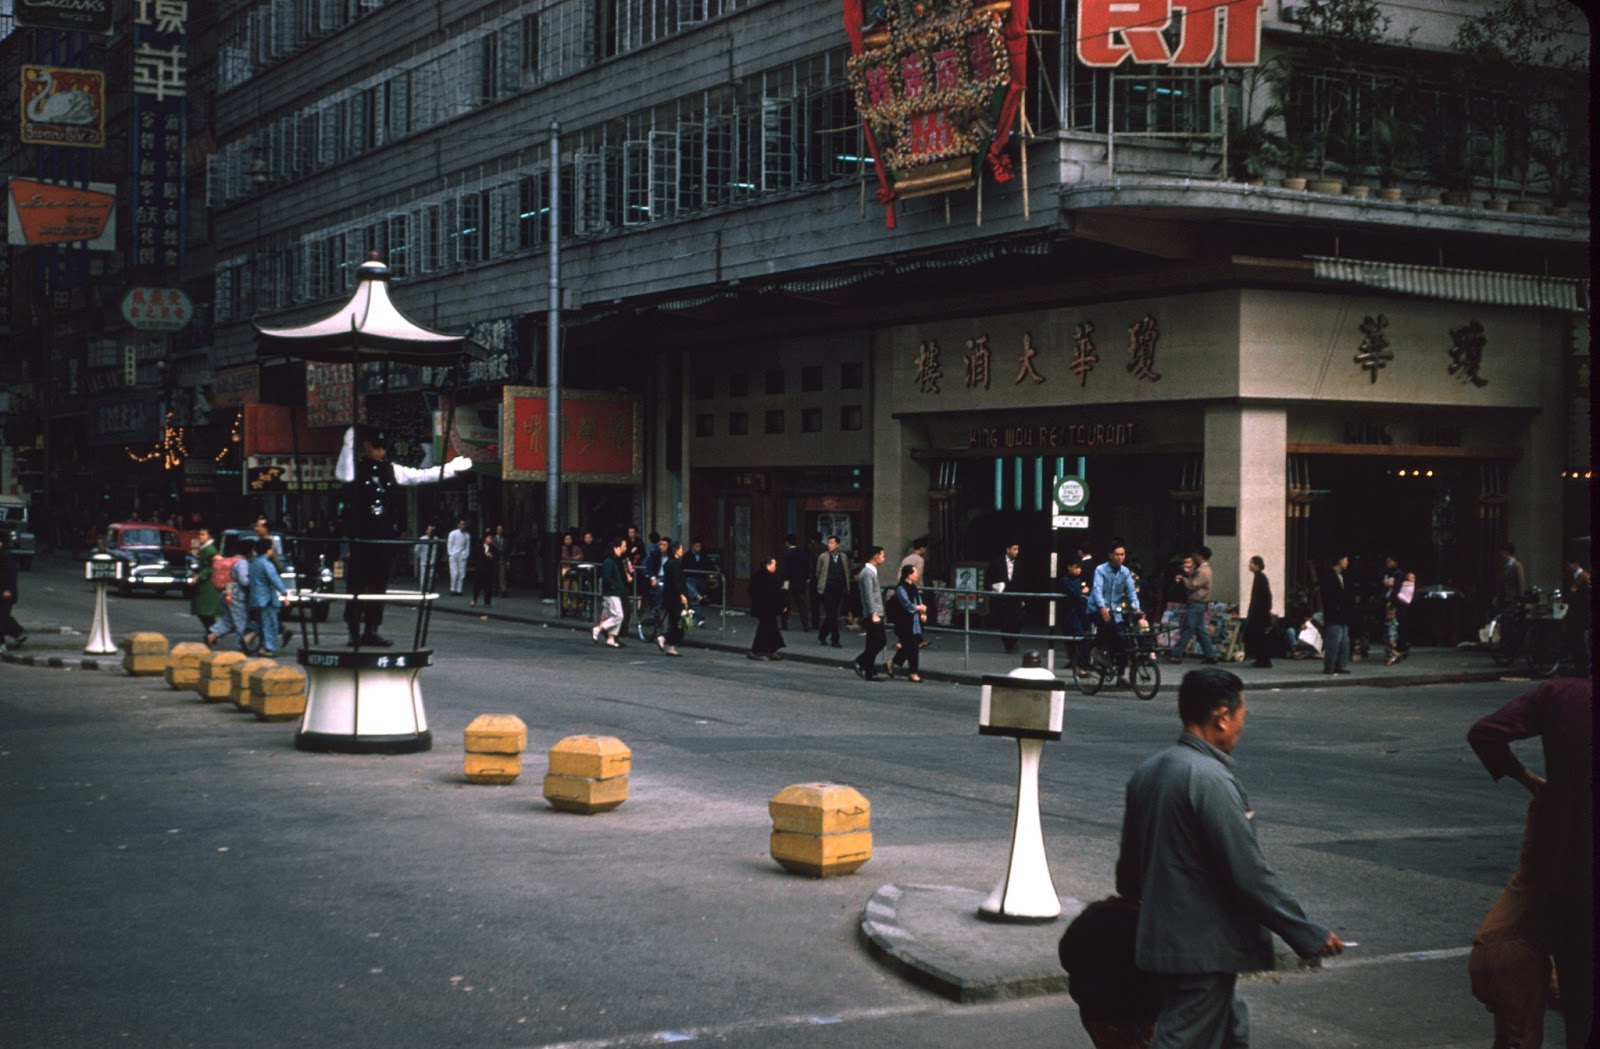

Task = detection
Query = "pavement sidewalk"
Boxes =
[425,582,1509,692]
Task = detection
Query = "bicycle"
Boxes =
[1487,600,1566,678]
[633,592,666,643]
[1075,617,1161,700]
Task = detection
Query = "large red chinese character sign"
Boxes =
[844,0,1029,228]
[1075,0,1264,67]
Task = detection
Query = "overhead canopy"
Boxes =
[254,255,470,365]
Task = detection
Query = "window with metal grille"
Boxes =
[387,213,411,277]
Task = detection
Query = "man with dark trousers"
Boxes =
[1117,668,1347,1047]
[780,534,811,631]
[335,424,471,647]
[815,536,851,648]
[1318,552,1352,675]
[987,542,1025,652]
[852,545,887,681]
[0,529,26,654]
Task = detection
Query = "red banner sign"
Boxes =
[501,387,641,484]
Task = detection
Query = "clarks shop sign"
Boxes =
[14,0,114,34]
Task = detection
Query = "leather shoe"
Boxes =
[360,633,394,648]
[851,660,866,679]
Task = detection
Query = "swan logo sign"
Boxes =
[6,178,117,249]
[20,66,105,147]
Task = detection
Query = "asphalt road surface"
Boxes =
[0,570,1568,1048]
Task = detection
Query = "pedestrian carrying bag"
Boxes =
[210,555,239,591]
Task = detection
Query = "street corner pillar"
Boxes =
[543,735,631,813]
[1203,404,1287,613]
[464,714,528,785]
[769,782,872,878]
[121,632,169,676]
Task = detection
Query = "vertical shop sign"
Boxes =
[130,0,188,276]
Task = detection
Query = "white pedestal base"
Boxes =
[978,738,1061,923]
[294,649,433,754]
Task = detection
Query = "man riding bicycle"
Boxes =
[1088,541,1143,685]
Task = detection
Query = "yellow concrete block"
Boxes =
[548,735,631,780]
[768,783,871,836]
[168,642,208,668]
[230,657,278,710]
[165,666,202,689]
[464,714,527,755]
[125,632,169,655]
[769,830,873,878]
[543,773,628,814]
[256,692,307,722]
[122,632,169,676]
[252,666,307,697]
[196,650,247,702]
[464,752,522,785]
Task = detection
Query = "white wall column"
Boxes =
[1203,405,1288,613]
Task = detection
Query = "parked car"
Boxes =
[219,527,336,622]
[0,495,36,569]
[103,523,198,597]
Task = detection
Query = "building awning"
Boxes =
[1309,256,1588,313]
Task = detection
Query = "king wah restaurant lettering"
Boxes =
[969,422,1137,449]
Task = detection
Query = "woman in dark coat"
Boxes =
[1245,555,1273,668]
[656,540,687,656]
[469,530,496,607]
[748,555,786,660]
[888,562,927,681]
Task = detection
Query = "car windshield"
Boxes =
[120,528,171,547]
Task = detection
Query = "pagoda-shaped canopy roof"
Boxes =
[254,254,469,365]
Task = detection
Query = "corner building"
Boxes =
[207,0,1590,615]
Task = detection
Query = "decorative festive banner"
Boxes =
[20,66,106,147]
[843,0,1029,227]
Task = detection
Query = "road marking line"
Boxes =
[1325,946,1472,968]
[511,1003,941,1049]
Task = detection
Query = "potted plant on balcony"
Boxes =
[1370,109,1416,201]
[1276,0,1393,196]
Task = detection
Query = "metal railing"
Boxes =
[559,559,729,641]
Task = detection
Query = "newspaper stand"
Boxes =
[976,651,1066,922]
[253,255,472,755]
[84,553,123,655]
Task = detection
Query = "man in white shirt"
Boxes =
[446,519,472,595]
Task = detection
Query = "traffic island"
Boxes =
[858,883,1082,1003]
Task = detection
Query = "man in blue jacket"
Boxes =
[1116,667,1347,1047]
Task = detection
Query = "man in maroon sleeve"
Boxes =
[1467,678,1593,1049]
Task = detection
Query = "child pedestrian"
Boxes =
[1382,602,1404,665]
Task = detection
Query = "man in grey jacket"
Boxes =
[1116,667,1347,1047]
[851,546,887,681]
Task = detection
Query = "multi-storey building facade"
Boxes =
[8,0,1590,628]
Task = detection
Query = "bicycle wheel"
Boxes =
[1523,621,1565,679]
[1488,619,1519,667]
[1130,656,1161,700]
[1076,647,1106,695]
